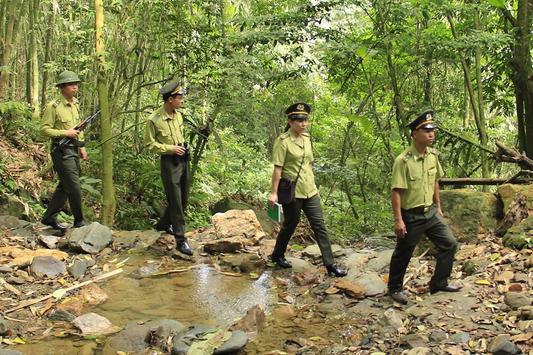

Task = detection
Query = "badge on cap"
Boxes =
[297,104,305,111]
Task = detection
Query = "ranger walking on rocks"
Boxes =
[388,108,461,304]
[40,70,88,229]
[144,80,193,256]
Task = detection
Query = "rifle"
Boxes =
[55,108,101,148]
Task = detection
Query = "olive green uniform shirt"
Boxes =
[272,131,318,199]
[144,106,185,155]
[391,145,444,209]
[40,97,84,141]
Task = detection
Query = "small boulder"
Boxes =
[504,292,532,310]
[380,308,404,330]
[72,312,120,335]
[488,334,521,355]
[80,284,108,306]
[211,209,265,244]
[48,309,76,322]
[449,332,470,344]
[68,222,113,254]
[67,259,89,279]
[38,235,60,249]
[30,255,66,277]
[503,215,533,250]
[301,244,343,259]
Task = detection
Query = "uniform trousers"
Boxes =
[159,155,189,240]
[272,194,335,266]
[388,205,458,292]
[42,146,84,222]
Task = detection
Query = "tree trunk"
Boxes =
[0,0,18,98]
[473,4,489,181]
[40,0,56,112]
[29,0,40,119]
[95,0,116,226]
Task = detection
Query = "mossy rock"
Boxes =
[0,194,27,219]
[440,189,499,243]
[497,183,533,214]
[503,215,533,250]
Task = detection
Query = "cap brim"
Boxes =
[288,114,309,120]
[419,123,436,130]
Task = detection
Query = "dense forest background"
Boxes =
[0,0,531,241]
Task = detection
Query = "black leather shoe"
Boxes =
[73,220,87,228]
[41,218,66,230]
[155,224,173,235]
[176,240,193,256]
[389,291,409,304]
[430,284,462,294]
[326,264,347,277]
[271,255,292,268]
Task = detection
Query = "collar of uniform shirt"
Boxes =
[60,96,78,106]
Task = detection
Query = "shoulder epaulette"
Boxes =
[302,132,310,137]
[401,150,413,163]
[51,100,59,108]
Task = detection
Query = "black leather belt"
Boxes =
[403,205,431,215]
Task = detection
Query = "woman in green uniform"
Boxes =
[267,103,346,277]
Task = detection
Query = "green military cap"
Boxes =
[407,107,436,131]
[285,102,311,120]
[159,79,186,96]
[56,70,81,86]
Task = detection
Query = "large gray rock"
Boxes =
[367,249,393,272]
[0,315,8,335]
[30,255,66,277]
[69,222,113,254]
[352,272,387,296]
[497,183,533,214]
[440,189,499,243]
[67,259,89,278]
[0,215,29,229]
[220,254,265,273]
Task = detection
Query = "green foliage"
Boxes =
[0,101,39,144]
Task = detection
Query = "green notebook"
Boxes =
[267,202,282,223]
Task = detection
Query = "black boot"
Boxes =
[325,264,347,277]
[41,218,66,230]
[73,220,87,228]
[155,223,173,235]
[271,255,292,268]
[176,238,193,256]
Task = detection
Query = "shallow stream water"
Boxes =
[9,252,340,354]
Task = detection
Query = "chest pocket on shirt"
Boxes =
[408,166,422,181]
[428,167,437,185]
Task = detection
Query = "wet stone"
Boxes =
[519,305,533,320]
[147,319,186,350]
[48,309,76,322]
[504,292,531,310]
[450,331,470,344]
[72,312,119,335]
[68,259,88,279]
[215,330,248,353]
[488,334,521,355]
[30,255,66,278]
[130,264,159,279]
[68,222,113,254]
[381,308,403,330]
[0,315,8,335]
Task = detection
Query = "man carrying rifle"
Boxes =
[144,79,193,256]
[40,70,88,229]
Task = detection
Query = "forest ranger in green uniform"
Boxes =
[144,80,193,256]
[40,70,88,229]
[267,103,347,277]
[388,108,461,304]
